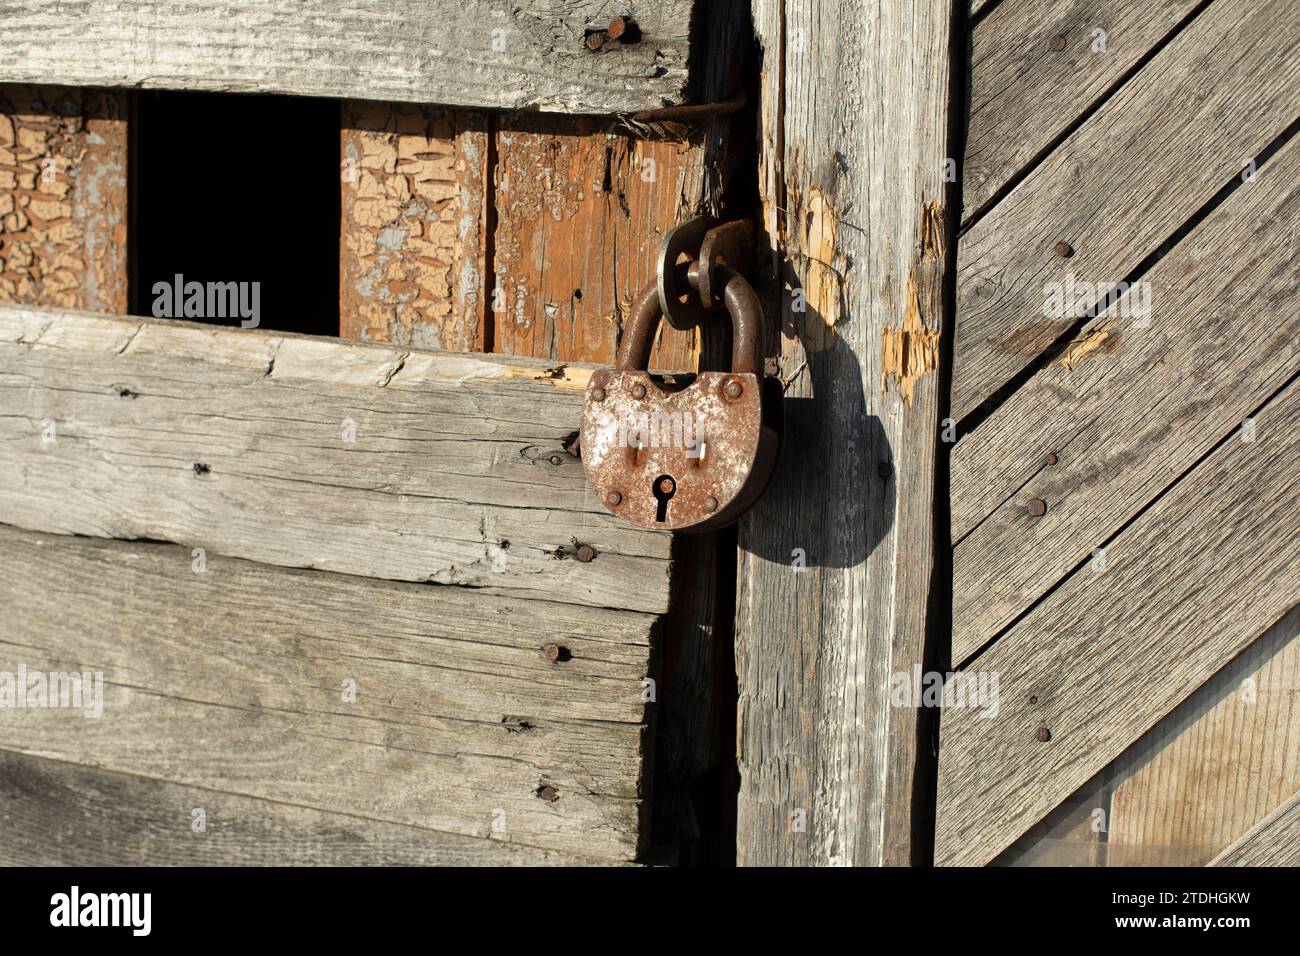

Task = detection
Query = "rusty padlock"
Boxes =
[579,260,779,532]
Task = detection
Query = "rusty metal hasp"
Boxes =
[579,218,778,532]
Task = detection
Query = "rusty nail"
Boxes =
[1044,452,1058,465]
[585,30,608,51]
[877,461,893,480]
[538,784,559,802]
[1037,726,1052,742]
[703,496,718,513]
[606,490,622,506]
[1028,498,1048,517]
[575,543,596,562]
[631,383,647,399]
[1054,240,1074,258]
[591,386,605,402]
[1049,34,1067,51]
[608,16,639,42]
[543,643,561,662]
[550,454,563,466]
[723,378,744,400]
[658,476,676,495]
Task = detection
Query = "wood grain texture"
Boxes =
[340,102,488,351]
[998,606,1300,866]
[936,380,1300,866]
[963,0,1199,218]
[0,305,672,613]
[1210,788,1300,867]
[0,750,611,866]
[0,0,694,115]
[735,0,950,865]
[951,0,1300,420]
[951,130,1300,662]
[0,525,655,860]
[0,85,126,312]
[493,117,707,370]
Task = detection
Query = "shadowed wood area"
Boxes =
[0,305,671,614]
[0,526,654,861]
[939,0,1300,866]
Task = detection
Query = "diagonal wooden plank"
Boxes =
[950,130,1300,662]
[0,305,671,613]
[951,0,1300,421]
[963,0,1200,219]
[936,379,1300,866]
[1209,789,1300,866]
[0,0,694,115]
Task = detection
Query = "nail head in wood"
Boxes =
[1049,34,1067,51]
[1044,452,1058,465]
[1054,240,1074,258]
[1027,498,1048,517]
[1037,726,1052,742]
[575,543,597,562]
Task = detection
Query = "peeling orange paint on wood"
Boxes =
[882,273,941,404]
[340,102,488,350]
[0,85,127,313]
[492,115,707,370]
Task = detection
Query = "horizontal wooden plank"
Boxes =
[951,128,1300,661]
[0,750,612,866]
[963,0,1198,218]
[1210,789,1300,867]
[951,0,1299,420]
[0,305,671,613]
[0,1,693,114]
[936,378,1300,866]
[0,525,655,860]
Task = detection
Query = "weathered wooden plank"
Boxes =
[493,117,707,371]
[0,1,694,115]
[340,102,489,350]
[1210,789,1300,867]
[951,129,1300,661]
[951,0,1299,421]
[998,605,1300,866]
[0,84,127,312]
[963,0,1199,218]
[0,525,655,860]
[0,305,671,613]
[735,0,950,865]
[0,750,613,866]
[936,379,1300,866]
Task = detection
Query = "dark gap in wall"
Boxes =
[130,90,339,336]
[959,0,1215,234]
[957,114,1300,437]
[918,0,972,870]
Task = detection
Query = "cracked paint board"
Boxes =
[492,114,709,371]
[340,101,489,351]
[0,85,127,313]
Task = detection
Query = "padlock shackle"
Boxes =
[616,266,762,376]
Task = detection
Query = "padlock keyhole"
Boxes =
[652,474,676,523]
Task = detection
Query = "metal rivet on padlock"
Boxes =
[578,232,779,533]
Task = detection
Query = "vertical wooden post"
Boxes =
[736,0,952,865]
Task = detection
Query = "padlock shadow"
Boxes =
[736,280,894,570]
